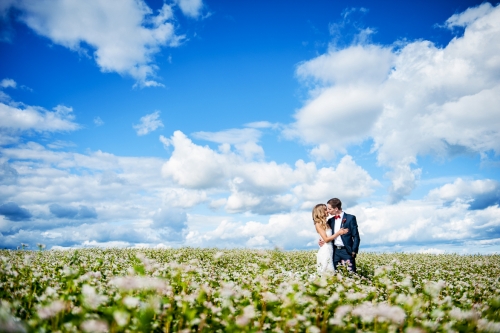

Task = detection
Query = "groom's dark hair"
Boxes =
[327,198,342,210]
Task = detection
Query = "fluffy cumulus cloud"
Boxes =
[293,155,380,209]
[1,0,207,87]
[0,85,80,145]
[1,126,498,252]
[161,130,379,215]
[184,177,500,253]
[177,0,204,18]
[428,178,500,210]
[186,212,317,249]
[0,141,197,249]
[0,78,16,89]
[354,187,500,253]
[289,3,500,202]
[133,110,164,135]
[193,128,264,160]
[0,103,78,132]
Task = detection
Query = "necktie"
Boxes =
[334,215,340,219]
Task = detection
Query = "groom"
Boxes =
[319,198,360,272]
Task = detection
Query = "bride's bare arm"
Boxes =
[315,223,331,242]
[315,223,349,243]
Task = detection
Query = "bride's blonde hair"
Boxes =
[312,204,328,230]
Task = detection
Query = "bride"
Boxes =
[313,203,348,274]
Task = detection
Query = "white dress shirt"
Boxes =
[333,212,345,246]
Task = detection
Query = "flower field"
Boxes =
[1,248,499,332]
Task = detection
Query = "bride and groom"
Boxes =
[314,198,360,274]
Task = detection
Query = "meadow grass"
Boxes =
[1,248,499,332]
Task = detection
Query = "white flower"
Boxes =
[331,305,351,325]
[326,292,340,305]
[82,285,107,310]
[123,296,140,309]
[424,280,446,298]
[449,307,478,321]
[109,276,168,292]
[44,287,57,297]
[80,319,108,333]
[262,291,279,303]
[309,326,321,333]
[113,310,130,327]
[236,305,256,326]
[235,316,250,326]
[346,292,366,301]
[37,300,66,320]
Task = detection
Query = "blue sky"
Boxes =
[1,0,500,253]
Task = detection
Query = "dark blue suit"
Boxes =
[327,213,360,272]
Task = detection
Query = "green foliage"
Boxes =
[0,248,499,332]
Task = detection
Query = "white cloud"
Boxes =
[0,102,79,143]
[0,140,197,248]
[289,3,500,201]
[162,131,230,189]
[93,116,104,126]
[245,121,279,129]
[184,178,500,251]
[428,178,500,210]
[0,78,16,88]
[0,162,18,185]
[353,197,500,248]
[193,128,261,145]
[1,134,499,253]
[133,110,164,135]
[159,134,170,149]
[152,207,187,231]
[386,164,422,203]
[162,131,297,192]
[293,155,380,209]
[309,144,334,161]
[161,130,378,215]
[445,2,494,28]
[189,212,316,249]
[193,128,264,159]
[417,248,445,254]
[7,0,186,87]
[177,0,204,18]
[160,188,208,208]
[46,140,76,150]
[296,44,393,86]
[285,84,383,151]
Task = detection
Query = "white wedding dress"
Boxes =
[317,228,335,274]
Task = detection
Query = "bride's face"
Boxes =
[326,204,335,216]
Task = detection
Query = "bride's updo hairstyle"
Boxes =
[312,204,328,230]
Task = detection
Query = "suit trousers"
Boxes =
[333,247,356,273]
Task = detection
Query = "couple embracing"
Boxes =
[313,198,360,274]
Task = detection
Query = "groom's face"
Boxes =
[327,204,336,215]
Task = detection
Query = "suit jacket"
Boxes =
[327,213,360,254]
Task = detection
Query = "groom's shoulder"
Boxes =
[344,212,356,219]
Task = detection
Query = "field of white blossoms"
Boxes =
[1,248,499,333]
